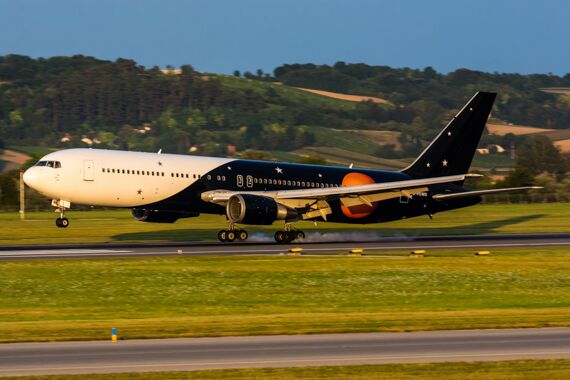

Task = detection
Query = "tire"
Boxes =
[60,218,69,228]
[218,230,227,242]
[238,230,248,241]
[295,230,305,240]
[275,231,284,243]
[283,231,294,243]
[226,231,236,242]
[55,218,62,227]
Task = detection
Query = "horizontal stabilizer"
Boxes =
[432,186,542,200]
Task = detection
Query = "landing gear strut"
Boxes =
[218,223,248,242]
[274,224,305,244]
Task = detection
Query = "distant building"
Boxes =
[476,144,505,155]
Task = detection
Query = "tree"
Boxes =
[233,70,241,77]
[516,135,565,178]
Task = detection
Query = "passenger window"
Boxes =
[122,169,125,174]
[193,174,196,179]
[112,169,115,173]
[207,175,211,180]
[176,173,179,178]
[102,168,105,173]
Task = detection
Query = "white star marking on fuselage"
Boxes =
[275,167,283,174]
[442,159,448,166]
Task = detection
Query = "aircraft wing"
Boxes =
[202,174,465,203]
[432,186,542,200]
[202,174,465,220]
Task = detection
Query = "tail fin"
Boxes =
[402,92,496,178]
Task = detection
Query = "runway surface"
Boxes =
[1,233,570,260]
[1,328,570,376]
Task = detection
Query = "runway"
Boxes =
[1,233,570,260]
[1,328,570,376]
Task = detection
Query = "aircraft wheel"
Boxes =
[295,230,305,240]
[55,218,62,227]
[218,230,227,242]
[226,230,236,242]
[237,230,248,241]
[60,218,69,228]
[285,231,296,243]
[275,231,284,243]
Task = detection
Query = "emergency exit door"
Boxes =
[83,160,94,181]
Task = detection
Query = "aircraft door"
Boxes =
[83,160,94,181]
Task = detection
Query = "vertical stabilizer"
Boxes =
[402,92,496,178]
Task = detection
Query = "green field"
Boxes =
[2,245,570,343]
[4,360,570,380]
[1,203,570,246]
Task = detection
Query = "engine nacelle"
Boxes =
[226,194,297,225]
[131,209,198,223]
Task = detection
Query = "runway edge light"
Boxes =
[410,250,426,257]
[475,251,491,256]
[112,328,118,342]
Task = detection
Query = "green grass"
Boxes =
[2,246,570,342]
[1,203,569,246]
[4,360,570,379]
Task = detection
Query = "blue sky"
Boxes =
[1,0,569,75]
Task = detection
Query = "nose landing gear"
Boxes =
[52,199,71,228]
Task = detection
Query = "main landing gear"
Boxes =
[218,227,249,242]
[274,225,305,244]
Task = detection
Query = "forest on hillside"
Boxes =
[1,55,570,159]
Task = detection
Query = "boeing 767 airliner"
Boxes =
[23,92,539,243]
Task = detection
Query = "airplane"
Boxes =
[23,92,540,243]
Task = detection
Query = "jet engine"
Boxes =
[131,209,198,223]
[226,194,297,225]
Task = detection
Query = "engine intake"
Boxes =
[227,194,297,225]
[131,209,198,223]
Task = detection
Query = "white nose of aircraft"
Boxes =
[23,167,38,189]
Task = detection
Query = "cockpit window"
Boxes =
[36,160,61,168]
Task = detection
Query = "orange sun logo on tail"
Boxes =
[341,172,377,218]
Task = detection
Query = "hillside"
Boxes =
[1,55,570,170]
